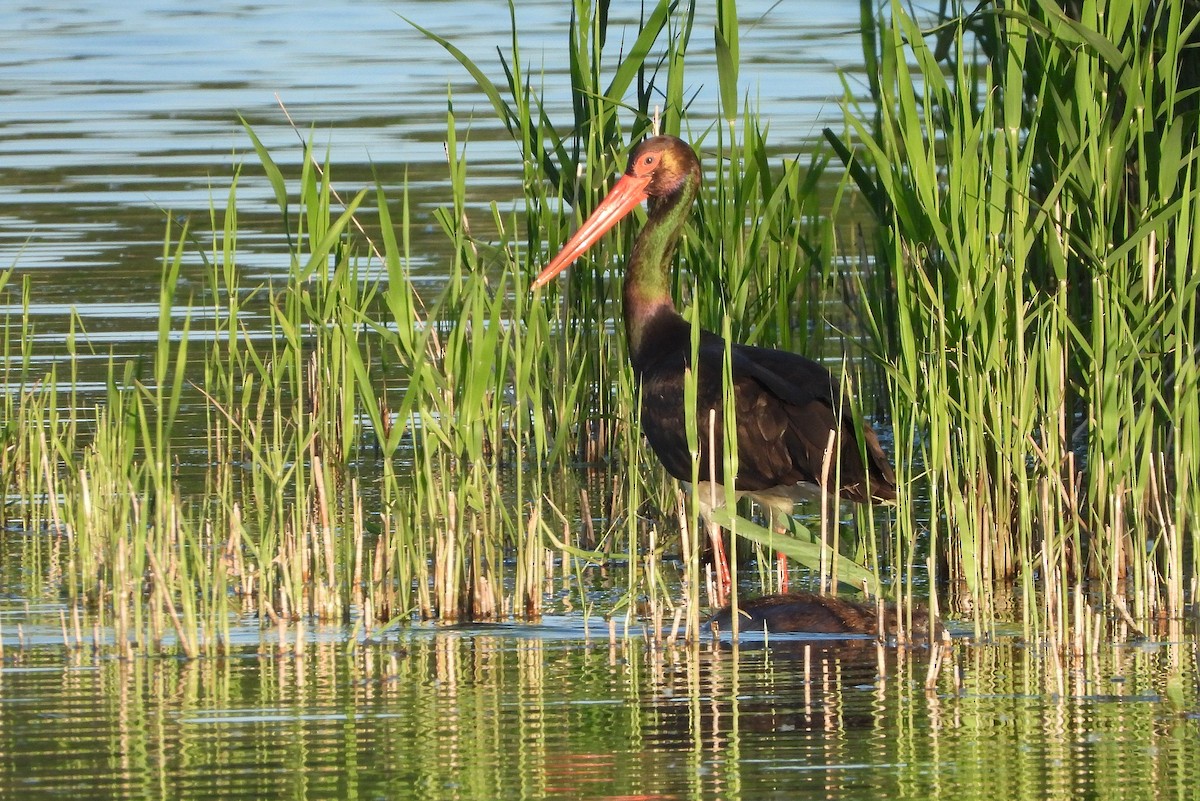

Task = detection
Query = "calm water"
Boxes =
[2,0,863,312]
[0,616,1196,800]
[3,1,1199,799]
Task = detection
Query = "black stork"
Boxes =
[533,135,896,607]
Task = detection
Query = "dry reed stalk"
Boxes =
[819,428,836,593]
[145,540,197,659]
[471,526,497,621]
[705,409,727,611]
[923,634,944,691]
[311,454,337,619]
[579,488,594,548]
[351,479,364,616]
[371,531,387,621]
[674,490,697,642]
[522,507,542,619]
[668,606,683,648]
[434,491,458,619]
[37,425,63,536]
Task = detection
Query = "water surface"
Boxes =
[2,0,866,304]
[1,616,1196,800]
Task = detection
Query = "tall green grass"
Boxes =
[424,0,890,606]
[830,0,1198,633]
[7,0,1190,654]
[0,2,668,651]
[0,0,927,654]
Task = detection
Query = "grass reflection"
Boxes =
[0,628,1195,799]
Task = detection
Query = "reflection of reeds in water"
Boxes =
[0,0,1196,653]
[0,628,1192,797]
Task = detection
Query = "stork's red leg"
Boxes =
[708,525,731,608]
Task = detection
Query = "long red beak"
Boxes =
[532,172,652,290]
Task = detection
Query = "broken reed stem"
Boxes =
[145,540,197,660]
[817,429,836,594]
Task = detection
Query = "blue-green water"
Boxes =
[1,0,864,302]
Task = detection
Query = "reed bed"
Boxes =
[0,1,728,652]
[831,0,1199,634]
[0,0,1195,656]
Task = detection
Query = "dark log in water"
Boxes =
[708,591,938,638]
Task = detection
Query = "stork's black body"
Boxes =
[631,304,895,503]
[533,135,897,599]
